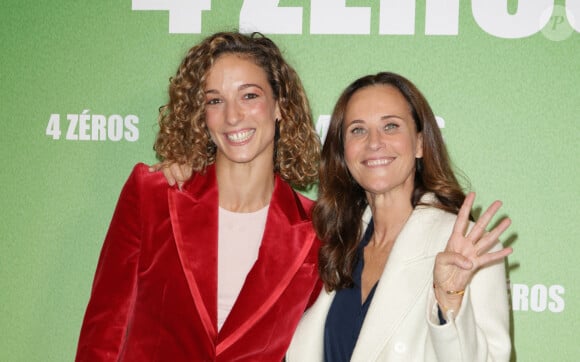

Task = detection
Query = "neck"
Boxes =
[215,157,275,213]
[366,191,414,247]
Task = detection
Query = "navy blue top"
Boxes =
[324,221,376,362]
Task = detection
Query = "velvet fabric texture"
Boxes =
[76,163,322,361]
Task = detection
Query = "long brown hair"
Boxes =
[154,32,320,189]
[315,72,467,291]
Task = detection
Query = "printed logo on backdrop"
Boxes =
[132,0,579,39]
[46,110,139,142]
[541,4,577,41]
[511,283,565,313]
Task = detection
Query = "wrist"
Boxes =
[433,281,464,313]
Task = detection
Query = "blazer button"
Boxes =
[394,342,407,354]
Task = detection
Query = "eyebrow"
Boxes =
[380,114,404,121]
[204,83,265,95]
[239,83,264,91]
[346,114,403,125]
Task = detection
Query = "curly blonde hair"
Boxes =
[154,32,320,189]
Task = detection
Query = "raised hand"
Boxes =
[149,162,193,190]
[433,192,512,313]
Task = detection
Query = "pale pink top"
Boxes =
[217,205,269,330]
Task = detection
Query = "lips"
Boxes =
[225,129,255,143]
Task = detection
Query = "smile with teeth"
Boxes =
[364,158,393,167]
[226,129,255,143]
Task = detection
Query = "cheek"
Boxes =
[205,109,219,126]
[252,104,277,133]
[249,102,276,120]
[394,137,417,157]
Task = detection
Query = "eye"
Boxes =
[206,97,222,105]
[384,122,398,131]
[243,93,259,100]
[350,126,366,135]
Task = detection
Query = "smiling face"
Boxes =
[204,53,281,169]
[343,85,423,198]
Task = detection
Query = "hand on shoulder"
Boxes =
[149,161,193,190]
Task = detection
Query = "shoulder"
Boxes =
[129,162,163,181]
[121,163,152,182]
[406,200,460,253]
[119,163,176,198]
[414,193,459,227]
[272,176,315,221]
[294,191,315,210]
[414,205,457,227]
[291,190,316,224]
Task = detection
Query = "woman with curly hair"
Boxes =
[76,31,322,361]
[286,72,513,361]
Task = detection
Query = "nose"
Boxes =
[367,128,384,150]
[225,100,242,125]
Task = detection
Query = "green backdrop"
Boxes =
[1,1,578,361]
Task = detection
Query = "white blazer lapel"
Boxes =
[287,287,335,361]
[351,206,440,362]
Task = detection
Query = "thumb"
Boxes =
[438,251,473,270]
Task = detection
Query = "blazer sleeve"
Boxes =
[426,243,511,361]
[76,164,146,361]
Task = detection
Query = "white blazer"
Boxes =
[287,199,511,361]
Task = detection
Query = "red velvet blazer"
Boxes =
[76,163,322,361]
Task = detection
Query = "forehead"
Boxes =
[206,54,268,84]
[345,85,410,118]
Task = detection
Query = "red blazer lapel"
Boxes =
[216,175,316,354]
[168,166,219,344]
